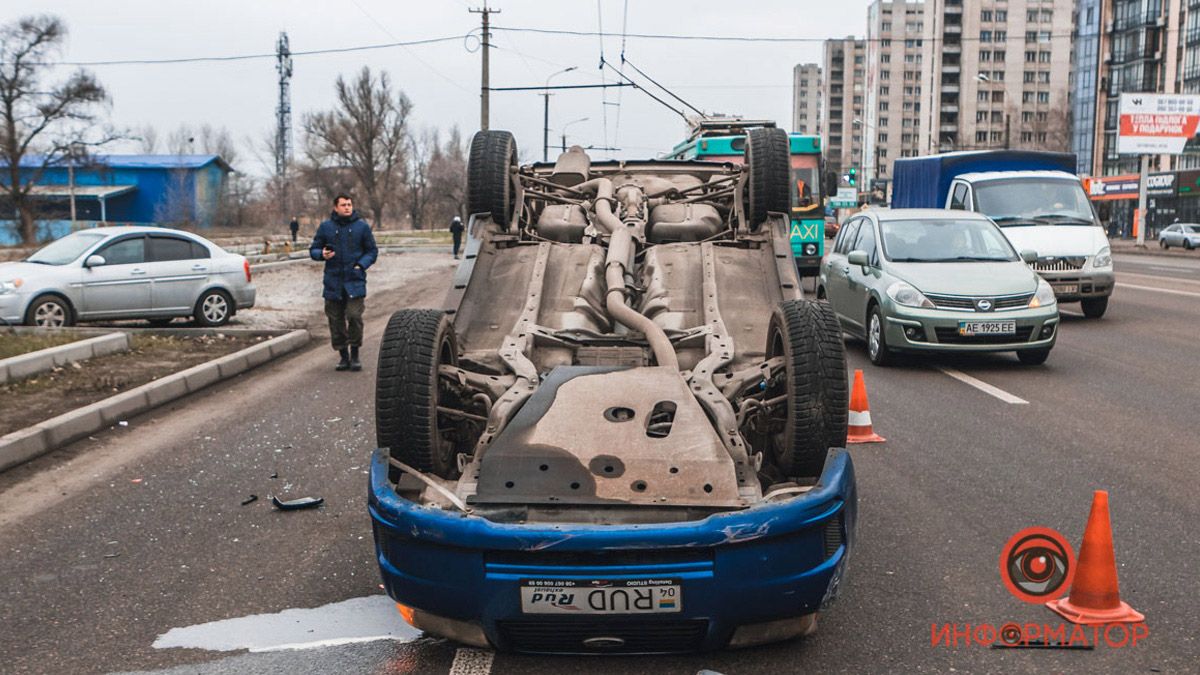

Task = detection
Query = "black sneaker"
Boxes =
[336,349,351,371]
[349,346,362,372]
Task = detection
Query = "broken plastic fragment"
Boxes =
[271,495,324,511]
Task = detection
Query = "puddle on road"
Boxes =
[152,594,421,653]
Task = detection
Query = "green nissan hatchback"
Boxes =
[818,209,1059,366]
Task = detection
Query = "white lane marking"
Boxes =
[152,595,421,653]
[936,367,1029,405]
[1117,282,1200,298]
[1119,271,1200,285]
[1150,265,1196,273]
[450,648,495,675]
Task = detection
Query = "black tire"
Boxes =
[1017,348,1051,365]
[467,130,517,230]
[744,127,791,232]
[24,294,75,328]
[1186,240,1196,251]
[1080,296,1108,319]
[1160,239,1168,249]
[765,299,849,479]
[866,304,894,366]
[376,309,461,480]
[193,289,233,327]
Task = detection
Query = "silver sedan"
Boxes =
[0,226,255,327]
[1159,223,1200,250]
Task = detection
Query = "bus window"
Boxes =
[790,155,820,211]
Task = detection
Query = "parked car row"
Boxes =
[0,227,256,328]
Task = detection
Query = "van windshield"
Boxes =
[974,178,1096,226]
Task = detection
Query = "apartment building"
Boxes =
[863,0,928,193]
[918,0,1076,159]
[822,37,867,176]
[792,63,823,135]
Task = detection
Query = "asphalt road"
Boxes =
[1,254,1196,674]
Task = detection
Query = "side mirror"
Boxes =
[84,254,106,268]
[847,250,870,267]
[1019,249,1038,264]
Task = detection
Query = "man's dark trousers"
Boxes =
[325,296,364,350]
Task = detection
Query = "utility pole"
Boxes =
[542,66,577,161]
[469,4,499,131]
[275,32,294,218]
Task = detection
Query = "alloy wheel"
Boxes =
[868,314,881,360]
[203,294,229,323]
[34,301,67,328]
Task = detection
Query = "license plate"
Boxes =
[958,320,1016,336]
[1052,284,1079,294]
[520,578,682,614]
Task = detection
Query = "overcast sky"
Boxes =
[6,0,871,175]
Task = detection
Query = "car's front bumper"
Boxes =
[883,302,1059,353]
[1035,268,1113,301]
[368,448,857,653]
[0,293,27,324]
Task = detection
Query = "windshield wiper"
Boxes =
[1027,214,1095,226]
[991,216,1040,227]
[925,256,1014,262]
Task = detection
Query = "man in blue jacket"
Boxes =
[310,194,378,371]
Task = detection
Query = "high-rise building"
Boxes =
[1090,0,1181,176]
[822,37,867,178]
[792,64,823,135]
[918,0,1075,158]
[864,0,927,195]
[1071,0,1103,176]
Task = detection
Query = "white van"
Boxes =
[946,170,1113,318]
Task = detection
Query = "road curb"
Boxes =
[0,328,311,473]
[1110,244,1200,260]
[0,332,130,384]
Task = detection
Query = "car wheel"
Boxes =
[377,310,477,481]
[1160,238,1168,249]
[467,130,517,231]
[25,295,74,328]
[1017,348,1051,365]
[1080,296,1108,319]
[743,127,791,232]
[1186,240,1196,250]
[866,305,894,366]
[194,289,232,327]
[763,299,849,479]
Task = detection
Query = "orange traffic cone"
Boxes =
[846,369,885,444]
[1046,491,1144,625]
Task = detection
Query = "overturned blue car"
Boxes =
[369,130,857,654]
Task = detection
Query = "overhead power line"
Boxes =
[40,35,466,67]
[493,26,1086,44]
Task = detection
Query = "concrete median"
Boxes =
[0,329,311,472]
[0,332,130,384]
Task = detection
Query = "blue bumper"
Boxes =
[368,449,857,653]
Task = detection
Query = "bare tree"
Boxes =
[167,123,239,167]
[303,67,411,226]
[406,129,435,229]
[426,125,468,225]
[0,15,116,244]
[136,124,159,153]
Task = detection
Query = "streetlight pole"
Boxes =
[542,66,578,162]
[853,118,876,197]
[560,117,589,153]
